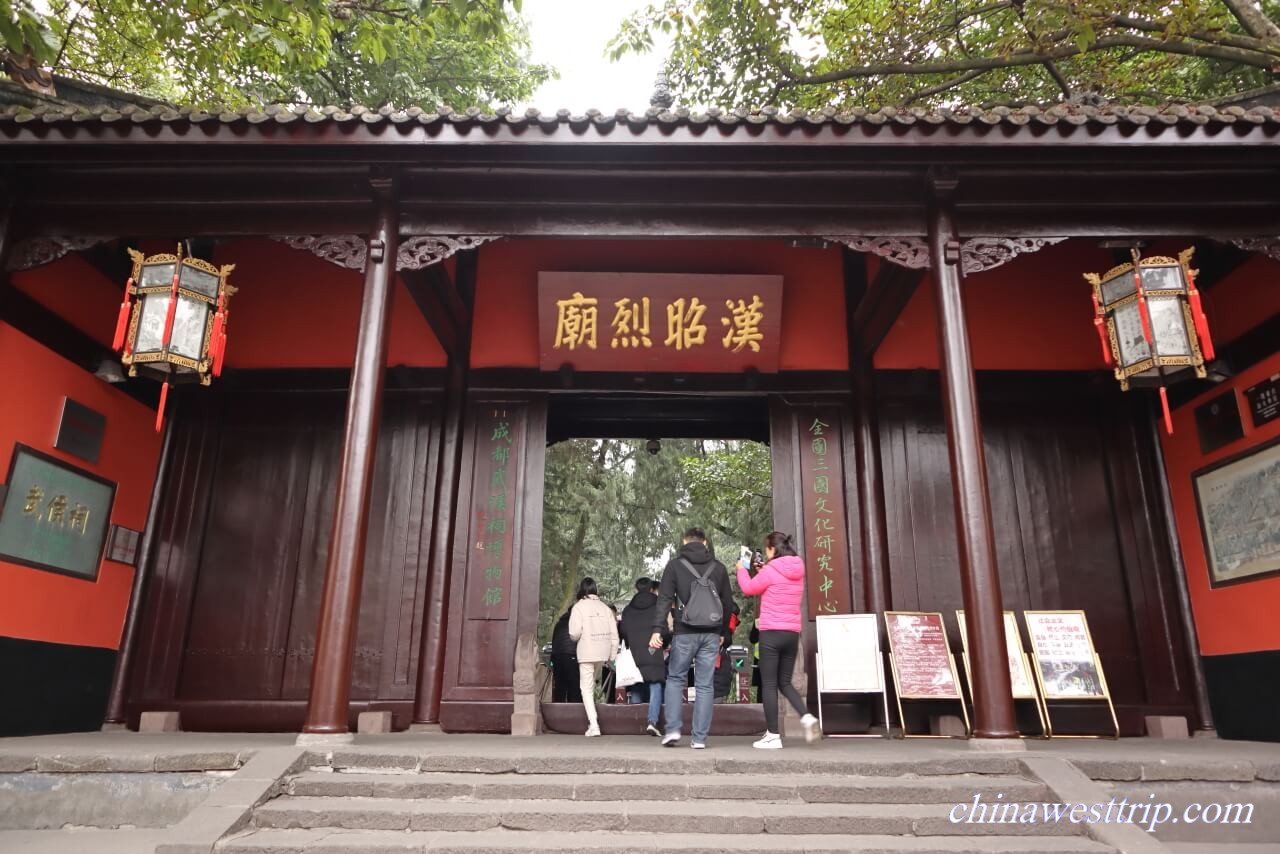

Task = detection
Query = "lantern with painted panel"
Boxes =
[1084,247,1215,433]
[113,245,236,431]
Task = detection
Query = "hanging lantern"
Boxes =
[1084,247,1214,435]
[116,245,236,432]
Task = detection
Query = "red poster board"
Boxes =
[537,272,783,373]
[885,611,960,699]
[798,409,852,615]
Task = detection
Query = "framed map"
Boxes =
[1193,436,1280,588]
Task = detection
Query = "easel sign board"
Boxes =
[1024,611,1107,699]
[956,610,1038,699]
[885,611,961,699]
[815,613,882,693]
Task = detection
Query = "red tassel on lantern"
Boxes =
[1185,271,1215,362]
[160,267,181,352]
[1159,386,1173,435]
[155,381,170,433]
[112,278,133,352]
[1133,271,1154,346]
[1090,293,1113,367]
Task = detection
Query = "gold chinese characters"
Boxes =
[23,485,91,535]
[554,293,766,353]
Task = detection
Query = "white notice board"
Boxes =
[816,613,883,693]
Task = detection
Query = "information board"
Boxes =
[885,611,960,699]
[815,613,882,693]
[1023,610,1105,699]
[955,610,1038,699]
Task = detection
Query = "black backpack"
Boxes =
[677,558,723,628]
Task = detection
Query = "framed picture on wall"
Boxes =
[0,444,116,581]
[1193,436,1280,588]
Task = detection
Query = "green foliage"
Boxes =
[538,438,773,645]
[610,0,1280,110]
[5,0,552,109]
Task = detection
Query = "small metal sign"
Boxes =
[1244,374,1280,429]
[54,398,107,464]
[1193,390,1244,455]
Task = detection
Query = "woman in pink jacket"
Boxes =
[737,532,821,749]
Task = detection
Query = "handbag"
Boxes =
[614,645,643,688]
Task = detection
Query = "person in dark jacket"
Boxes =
[713,603,740,703]
[649,527,732,749]
[621,576,668,736]
[550,611,581,703]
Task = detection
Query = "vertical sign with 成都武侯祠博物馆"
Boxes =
[798,409,851,616]
[466,405,524,621]
[537,273,783,373]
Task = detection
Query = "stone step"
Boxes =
[254,796,1087,837]
[220,828,1115,854]
[288,771,1052,804]
[314,751,1027,778]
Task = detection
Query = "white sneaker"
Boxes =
[801,714,822,743]
[585,724,601,737]
[753,731,783,749]
[691,742,706,750]
[662,732,681,747]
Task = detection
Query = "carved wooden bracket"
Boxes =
[823,235,1067,274]
[1230,238,1280,262]
[5,236,113,272]
[272,234,499,271]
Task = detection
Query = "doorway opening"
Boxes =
[537,393,773,734]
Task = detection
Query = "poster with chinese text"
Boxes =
[885,611,960,699]
[1023,610,1106,699]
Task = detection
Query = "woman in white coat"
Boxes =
[568,577,620,737]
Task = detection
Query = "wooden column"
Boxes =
[853,363,892,614]
[413,355,467,723]
[103,419,176,725]
[302,175,400,736]
[926,176,1018,739]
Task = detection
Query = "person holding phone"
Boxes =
[736,531,820,749]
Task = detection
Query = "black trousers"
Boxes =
[758,629,807,733]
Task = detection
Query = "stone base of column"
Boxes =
[967,737,1028,752]
[295,732,355,747]
[100,722,128,732]
[407,722,443,733]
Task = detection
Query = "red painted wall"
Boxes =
[875,239,1116,371]
[11,239,447,369]
[0,323,162,651]
[1159,257,1280,657]
[470,239,847,371]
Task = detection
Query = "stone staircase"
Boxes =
[217,747,1117,853]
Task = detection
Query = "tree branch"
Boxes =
[777,34,1278,90]
[1219,0,1280,44]
[1104,13,1280,56]
[899,68,988,105]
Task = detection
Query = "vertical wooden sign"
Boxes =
[465,405,524,621]
[798,409,852,615]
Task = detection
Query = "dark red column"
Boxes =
[926,175,1018,739]
[413,355,467,724]
[302,174,399,736]
[853,362,892,615]
[103,419,176,725]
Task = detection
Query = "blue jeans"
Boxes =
[665,632,719,743]
[627,681,664,725]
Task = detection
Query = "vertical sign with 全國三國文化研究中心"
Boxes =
[466,405,525,621]
[797,409,852,616]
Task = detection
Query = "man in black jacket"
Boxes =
[649,527,732,748]
[620,577,668,736]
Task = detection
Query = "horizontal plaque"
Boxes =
[538,272,783,373]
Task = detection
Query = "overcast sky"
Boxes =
[521,0,671,112]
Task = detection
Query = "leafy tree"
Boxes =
[3,0,552,109]
[538,438,773,646]
[610,0,1280,111]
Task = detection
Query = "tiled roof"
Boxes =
[3,102,1278,131]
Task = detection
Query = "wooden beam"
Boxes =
[851,255,926,357]
[401,267,460,360]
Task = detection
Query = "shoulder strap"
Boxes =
[678,557,709,580]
